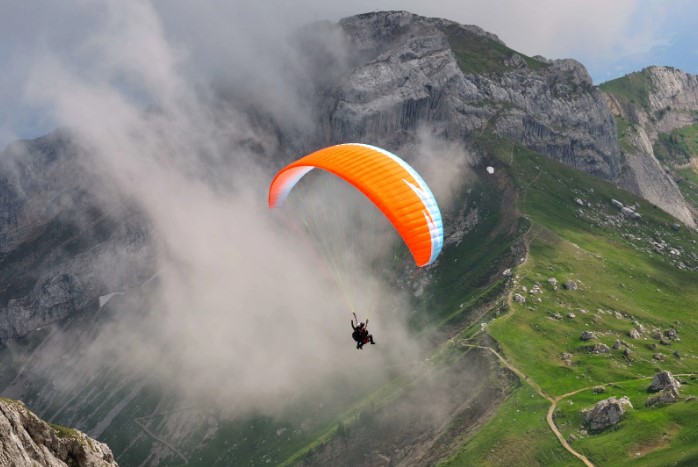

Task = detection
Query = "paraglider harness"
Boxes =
[351,312,375,349]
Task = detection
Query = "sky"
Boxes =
[0,1,696,146]
[0,0,696,417]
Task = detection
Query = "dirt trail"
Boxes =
[461,343,594,466]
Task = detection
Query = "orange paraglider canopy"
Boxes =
[268,144,443,267]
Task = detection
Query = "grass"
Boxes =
[445,135,698,465]
[441,384,576,466]
[599,71,653,111]
[554,378,698,466]
[443,24,549,75]
[653,124,698,166]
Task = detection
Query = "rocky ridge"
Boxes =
[319,11,620,181]
[0,398,117,466]
[603,66,698,227]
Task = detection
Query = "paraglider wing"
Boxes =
[268,144,443,267]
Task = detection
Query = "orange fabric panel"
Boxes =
[269,144,435,266]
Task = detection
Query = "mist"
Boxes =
[11,0,467,417]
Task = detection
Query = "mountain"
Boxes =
[0,398,116,466]
[1,10,698,466]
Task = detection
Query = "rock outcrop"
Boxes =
[313,11,620,179]
[648,370,681,393]
[603,66,698,227]
[0,398,117,466]
[0,130,156,345]
[583,396,633,432]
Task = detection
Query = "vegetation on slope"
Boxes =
[599,71,653,111]
[443,24,549,75]
[444,135,698,465]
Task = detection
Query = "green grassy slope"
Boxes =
[444,136,698,465]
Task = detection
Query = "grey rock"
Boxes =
[564,280,578,291]
[646,387,680,407]
[580,331,596,341]
[583,396,632,432]
[629,328,641,339]
[648,371,681,393]
[328,11,620,180]
[591,343,611,354]
[607,67,698,228]
[0,131,156,346]
[0,398,117,466]
[513,293,526,303]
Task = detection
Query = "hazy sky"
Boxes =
[0,0,698,146]
[1,0,696,146]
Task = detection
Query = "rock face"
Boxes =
[0,130,156,345]
[648,370,681,393]
[603,66,698,227]
[0,398,117,466]
[315,11,620,179]
[308,13,698,227]
[583,396,633,432]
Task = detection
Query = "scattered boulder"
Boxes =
[550,312,562,320]
[513,293,526,303]
[646,387,680,407]
[575,198,585,207]
[671,223,681,232]
[591,343,611,354]
[564,280,578,291]
[648,371,681,393]
[611,199,624,210]
[628,328,641,339]
[548,277,558,288]
[613,340,621,350]
[583,396,632,432]
[664,328,678,340]
[567,312,576,319]
[503,268,512,277]
[653,353,666,361]
[580,331,596,341]
[592,386,606,394]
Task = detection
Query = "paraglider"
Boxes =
[351,312,374,350]
[268,143,444,350]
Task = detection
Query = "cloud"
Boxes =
[19,0,422,414]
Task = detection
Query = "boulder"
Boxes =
[580,331,595,341]
[513,293,526,303]
[583,396,632,432]
[564,280,578,291]
[648,371,681,393]
[591,343,611,354]
[628,328,641,339]
[646,387,680,407]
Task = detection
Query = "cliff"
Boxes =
[312,11,621,179]
[0,398,117,466]
[0,130,156,345]
[601,66,698,227]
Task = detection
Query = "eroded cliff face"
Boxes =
[0,130,156,345]
[0,398,117,466]
[603,66,698,227]
[317,11,620,180]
